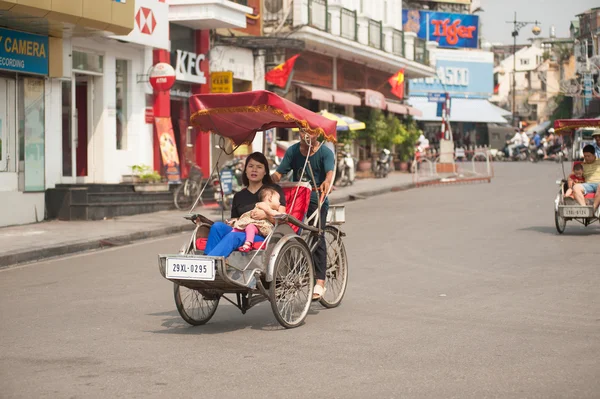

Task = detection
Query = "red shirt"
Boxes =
[569,174,585,184]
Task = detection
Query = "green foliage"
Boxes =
[130,164,162,183]
[550,94,572,123]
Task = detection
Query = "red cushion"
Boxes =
[585,193,595,199]
[281,183,312,233]
[196,238,207,250]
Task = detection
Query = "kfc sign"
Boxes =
[174,50,207,84]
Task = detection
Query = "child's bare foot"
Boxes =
[238,241,252,252]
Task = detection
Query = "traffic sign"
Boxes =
[428,93,447,103]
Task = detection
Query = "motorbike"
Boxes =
[335,147,357,187]
[374,148,392,178]
[212,158,244,210]
[502,142,529,161]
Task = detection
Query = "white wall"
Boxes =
[62,37,150,184]
[494,45,544,103]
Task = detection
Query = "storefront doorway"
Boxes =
[61,74,96,182]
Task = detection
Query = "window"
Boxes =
[384,1,388,24]
[360,0,364,14]
[520,58,530,66]
[116,59,129,150]
[72,51,103,73]
[61,81,72,176]
[18,77,45,191]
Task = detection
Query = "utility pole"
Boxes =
[506,12,541,127]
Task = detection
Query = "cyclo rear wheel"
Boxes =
[319,226,348,308]
[554,191,566,234]
[270,239,314,328]
[173,283,219,326]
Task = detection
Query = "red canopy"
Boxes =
[189,90,337,145]
[553,119,600,134]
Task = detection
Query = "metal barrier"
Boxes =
[412,149,495,187]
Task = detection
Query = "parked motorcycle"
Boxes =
[374,148,392,178]
[335,147,357,187]
[212,158,244,210]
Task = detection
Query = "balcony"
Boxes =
[169,0,252,30]
[392,29,404,57]
[368,19,382,50]
[270,0,435,78]
[414,38,429,65]
[308,0,328,31]
[340,8,357,41]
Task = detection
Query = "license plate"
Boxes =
[561,207,592,218]
[166,257,215,281]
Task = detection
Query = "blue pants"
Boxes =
[204,222,265,257]
[308,202,328,281]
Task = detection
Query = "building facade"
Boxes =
[0,0,134,227]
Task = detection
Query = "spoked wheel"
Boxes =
[270,240,314,329]
[174,180,199,210]
[319,226,349,308]
[554,210,566,234]
[173,283,219,326]
[554,192,566,234]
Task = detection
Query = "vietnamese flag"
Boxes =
[388,69,405,99]
[265,54,300,88]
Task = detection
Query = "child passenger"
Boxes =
[565,163,585,198]
[232,187,283,252]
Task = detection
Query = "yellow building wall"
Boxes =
[0,0,133,35]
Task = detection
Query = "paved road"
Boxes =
[1,163,598,399]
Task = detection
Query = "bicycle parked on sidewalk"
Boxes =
[173,162,204,210]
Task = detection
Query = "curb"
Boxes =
[0,182,416,268]
[0,223,196,269]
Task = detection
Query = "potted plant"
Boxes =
[126,164,169,192]
[122,164,145,184]
[395,118,421,171]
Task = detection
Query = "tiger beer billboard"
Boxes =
[402,10,479,49]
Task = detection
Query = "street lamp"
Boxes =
[506,12,541,127]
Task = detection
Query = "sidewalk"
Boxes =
[0,172,416,268]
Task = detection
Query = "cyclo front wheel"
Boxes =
[319,226,349,308]
[173,283,219,326]
[270,239,314,328]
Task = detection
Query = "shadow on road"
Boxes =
[519,225,600,236]
[145,304,324,334]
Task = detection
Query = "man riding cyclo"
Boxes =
[572,144,600,217]
[272,130,335,301]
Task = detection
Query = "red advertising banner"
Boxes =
[154,117,181,183]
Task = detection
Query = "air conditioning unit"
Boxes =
[265,52,286,69]
[263,0,291,22]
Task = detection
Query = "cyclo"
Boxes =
[158,91,349,328]
[553,119,600,234]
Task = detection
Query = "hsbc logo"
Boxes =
[135,7,156,35]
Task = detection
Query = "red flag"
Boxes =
[265,54,300,88]
[388,69,405,99]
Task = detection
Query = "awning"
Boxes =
[407,97,509,124]
[295,83,361,106]
[525,120,551,135]
[386,100,423,117]
[355,89,387,109]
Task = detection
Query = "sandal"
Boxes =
[238,241,253,253]
[312,284,326,300]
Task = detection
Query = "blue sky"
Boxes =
[479,0,598,45]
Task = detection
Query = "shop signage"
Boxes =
[363,90,386,109]
[149,62,176,91]
[428,92,447,103]
[583,73,593,108]
[154,117,181,183]
[174,50,207,84]
[402,10,479,49]
[145,108,154,124]
[409,49,492,99]
[0,28,48,75]
[210,71,233,93]
[110,0,169,50]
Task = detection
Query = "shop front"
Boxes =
[0,27,50,226]
[407,49,509,149]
